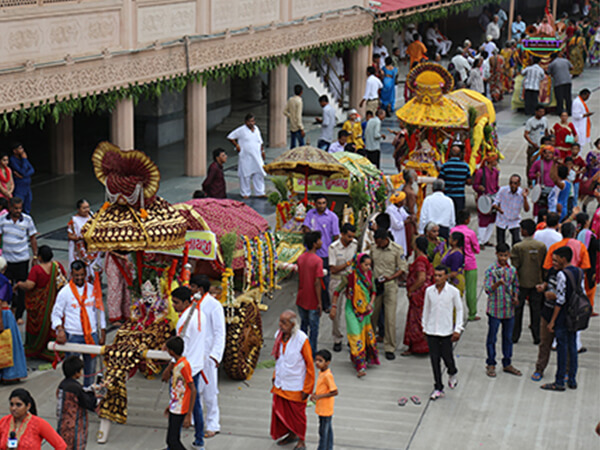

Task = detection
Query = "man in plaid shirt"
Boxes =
[483,243,522,378]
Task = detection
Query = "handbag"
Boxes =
[565,134,576,144]
[0,329,14,369]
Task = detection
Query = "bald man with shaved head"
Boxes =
[270,310,315,449]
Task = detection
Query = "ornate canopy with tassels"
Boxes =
[82,142,187,252]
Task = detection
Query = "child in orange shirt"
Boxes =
[310,349,338,450]
[164,336,196,450]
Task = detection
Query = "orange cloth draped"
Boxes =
[580,96,591,139]
[69,280,94,345]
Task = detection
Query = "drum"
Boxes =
[530,184,542,203]
[477,195,494,215]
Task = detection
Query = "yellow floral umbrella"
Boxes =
[396,63,467,128]
[264,146,350,204]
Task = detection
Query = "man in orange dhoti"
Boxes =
[270,310,315,449]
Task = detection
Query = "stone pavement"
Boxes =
[1,67,600,449]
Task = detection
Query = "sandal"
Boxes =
[398,397,408,406]
[204,430,219,438]
[503,365,522,376]
[531,372,543,381]
[486,365,496,378]
[540,383,566,391]
[400,350,412,357]
[278,434,299,446]
[357,369,366,378]
[410,395,421,405]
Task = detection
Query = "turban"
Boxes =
[390,191,406,204]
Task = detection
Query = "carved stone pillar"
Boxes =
[185,81,207,177]
[110,98,135,150]
[269,64,288,148]
[349,45,369,117]
[49,115,74,175]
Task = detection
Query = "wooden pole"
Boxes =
[47,342,171,361]
[508,0,515,41]
[552,0,558,23]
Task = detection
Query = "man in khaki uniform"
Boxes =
[328,223,358,352]
[371,228,408,360]
[283,84,305,149]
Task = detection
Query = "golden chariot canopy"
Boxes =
[447,89,496,124]
[82,142,187,252]
[396,63,467,128]
[264,145,350,178]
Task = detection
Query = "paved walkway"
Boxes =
[2,67,600,449]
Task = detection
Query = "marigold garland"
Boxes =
[265,232,275,291]
[255,236,264,293]
[243,236,253,291]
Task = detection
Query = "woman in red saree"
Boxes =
[402,236,434,356]
[15,246,66,360]
[552,112,578,159]
[0,154,14,200]
[0,389,66,449]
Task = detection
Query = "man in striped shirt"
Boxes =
[0,197,38,323]
[439,144,472,216]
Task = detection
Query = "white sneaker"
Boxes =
[430,390,445,400]
[448,374,458,389]
[191,444,205,450]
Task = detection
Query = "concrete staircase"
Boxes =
[290,59,346,123]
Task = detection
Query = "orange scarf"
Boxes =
[69,280,94,345]
[177,293,207,335]
[580,96,591,138]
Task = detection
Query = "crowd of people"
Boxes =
[0,6,599,450]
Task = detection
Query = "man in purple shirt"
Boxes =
[302,195,340,312]
[202,148,227,199]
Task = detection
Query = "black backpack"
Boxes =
[563,267,592,332]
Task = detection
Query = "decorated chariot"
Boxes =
[263,146,385,274]
[48,141,278,444]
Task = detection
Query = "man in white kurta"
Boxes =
[227,113,266,198]
[388,192,409,254]
[165,286,207,449]
[190,275,226,438]
[572,90,593,147]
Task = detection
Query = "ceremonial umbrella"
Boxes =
[82,142,187,252]
[263,145,350,204]
[396,62,467,128]
[447,88,496,124]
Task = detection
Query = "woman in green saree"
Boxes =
[332,253,380,378]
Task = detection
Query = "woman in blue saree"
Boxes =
[380,57,398,116]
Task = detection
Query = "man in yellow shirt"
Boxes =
[342,109,364,150]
